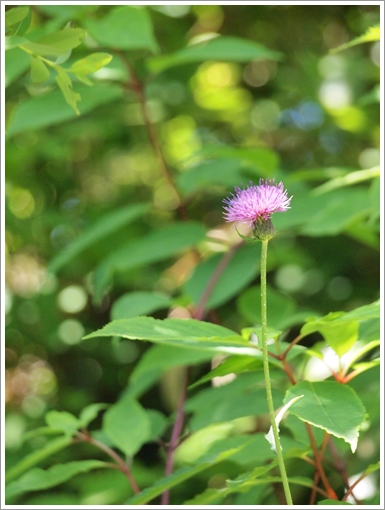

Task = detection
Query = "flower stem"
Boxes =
[260,240,293,505]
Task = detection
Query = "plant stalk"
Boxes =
[260,239,293,505]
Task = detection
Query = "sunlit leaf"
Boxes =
[83,316,259,358]
[147,36,283,73]
[69,52,113,75]
[55,67,81,114]
[330,24,380,54]
[30,56,50,83]
[284,381,366,452]
[85,6,159,53]
[45,411,80,437]
[21,28,86,57]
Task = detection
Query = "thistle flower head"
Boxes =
[223,179,292,240]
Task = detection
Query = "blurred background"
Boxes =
[5,4,380,504]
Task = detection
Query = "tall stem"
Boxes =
[260,240,293,505]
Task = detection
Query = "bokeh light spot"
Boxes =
[58,285,88,314]
[58,319,85,345]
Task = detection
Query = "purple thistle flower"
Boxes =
[223,179,292,240]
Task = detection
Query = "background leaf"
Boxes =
[85,6,159,52]
[102,392,150,457]
[147,36,283,73]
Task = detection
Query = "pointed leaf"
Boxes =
[55,67,81,114]
[5,6,29,28]
[79,403,108,428]
[69,52,113,75]
[6,83,123,136]
[125,446,246,505]
[85,6,159,53]
[45,411,80,437]
[30,56,50,83]
[22,28,86,56]
[92,221,207,303]
[49,203,149,273]
[6,460,107,499]
[284,381,366,452]
[111,291,171,320]
[83,317,259,358]
[330,24,380,54]
[147,36,283,73]
[103,392,150,457]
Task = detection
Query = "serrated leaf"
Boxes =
[22,28,86,57]
[78,403,108,428]
[69,52,113,75]
[6,460,107,499]
[83,317,259,358]
[92,221,207,303]
[111,291,171,320]
[284,381,366,452]
[103,392,150,457]
[125,446,246,505]
[55,67,81,114]
[147,36,283,73]
[30,56,50,83]
[85,6,159,53]
[49,203,149,273]
[45,411,80,437]
[330,24,380,54]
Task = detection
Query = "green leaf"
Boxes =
[342,300,380,321]
[6,460,107,499]
[5,47,30,86]
[5,36,29,50]
[184,243,260,309]
[318,500,353,505]
[45,411,80,437]
[173,422,235,464]
[6,83,123,136]
[21,28,86,57]
[92,221,207,303]
[301,313,359,357]
[128,344,215,398]
[85,6,159,53]
[5,6,29,28]
[78,403,108,428]
[184,488,226,505]
[312,166,380,195]
[147,36,283,73]
[189,355,261,390]
[125,446,246,505]
[68,52,113,75]
[330,24,380,54]
[283,381,366,452]
[55,67,81,114]
[237,285,313,330]
[5,436,73,484]
[146,409,168,442]
[102,392,150,457]
[111,291,172,320]
[49,203,148,273]
[83,317,259,358]
[30,56,50,83]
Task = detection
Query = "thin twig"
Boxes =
[76,430,140,494]
[160,368,189,505]
[114,50,188,220]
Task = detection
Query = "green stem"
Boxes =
[260,239,293,505]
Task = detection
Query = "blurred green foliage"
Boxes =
[5,4,380,505]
